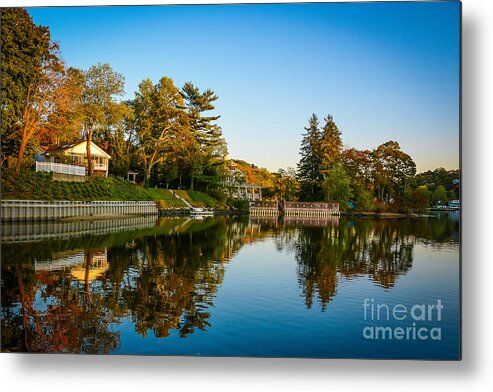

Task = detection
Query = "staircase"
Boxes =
[169,190,193,209]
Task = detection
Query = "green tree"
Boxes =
[414,167,460,199]
[94,103,134,178]
[297,114,323,201]
[353,186,375,211]
[322,162,353,209]
[80,63,125,176]
[432,185,449,206]
[341,148,374,210]
[132,77,188,186]
[181,82,227,190]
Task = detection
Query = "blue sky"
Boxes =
[28,2,460,172]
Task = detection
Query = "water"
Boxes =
[1,212,460,359]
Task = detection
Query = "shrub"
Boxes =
[227,198,250,210]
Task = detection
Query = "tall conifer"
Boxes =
[297,114,323,201]
[320,114,343,174]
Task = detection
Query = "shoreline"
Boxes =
[341,211,437,219]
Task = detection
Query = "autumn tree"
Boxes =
[371,141,416,203]
[1,9,82,174]
[274,167,299,201]
[36,67,85,147]
[1,8,50,167]
[79,63,125,175]
[409,185,430,212]
[341,148,373,189]
[297,114,323,201]
[319,114,343,174]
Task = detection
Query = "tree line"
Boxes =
[1,8,227,193]
[296,113,459,212]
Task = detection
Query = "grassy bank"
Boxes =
[146,188,187,208]
[1,169,151,201]
[1,169,225,208]
[176,189,225,208]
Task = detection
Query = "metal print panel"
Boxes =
[0,1,461,359]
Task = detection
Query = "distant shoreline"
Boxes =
[341,211,437,219]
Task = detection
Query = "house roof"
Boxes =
[43,140,111,159]
[241,183,262,188]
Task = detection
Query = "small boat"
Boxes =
[190,207,214,216]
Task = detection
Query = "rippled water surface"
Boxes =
[1,212,460,359]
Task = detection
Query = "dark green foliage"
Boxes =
[414,167,459,194]
[353,187,375,212]
[322,162,353,210]
[181,82,227,191]
[297,114,323,201]
[432,185,449,206]
[227,198,250,211]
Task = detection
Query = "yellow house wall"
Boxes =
[64,141,110,158]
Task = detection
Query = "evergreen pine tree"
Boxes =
[181,82,227,190]
[297,114,323,201]
[320,114,343,174]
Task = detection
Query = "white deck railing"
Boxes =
[36,161,86,176]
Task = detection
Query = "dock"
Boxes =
[250,200,339,217]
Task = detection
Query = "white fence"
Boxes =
[1,200,158,221]
[36,161,86,176]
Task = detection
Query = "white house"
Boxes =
[36,140,111,177]
[224,160,262,202]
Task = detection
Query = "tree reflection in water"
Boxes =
[1,213,458,353]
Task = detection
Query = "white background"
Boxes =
[1,0,492,390]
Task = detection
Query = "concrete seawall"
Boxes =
[1,200,158,222]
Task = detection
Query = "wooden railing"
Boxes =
[36,161,86,176]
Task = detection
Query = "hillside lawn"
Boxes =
[1,169,224,209]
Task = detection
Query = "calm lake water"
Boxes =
[1,212,460,359]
